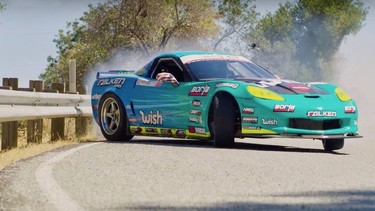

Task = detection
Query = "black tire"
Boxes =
[98,93,133,141]
[322,138,344,151]
[212,94,235,148]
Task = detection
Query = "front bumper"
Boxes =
[239,95,360,140]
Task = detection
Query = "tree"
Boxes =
[248,0,368,81]
[40,0,218,91]
[0,2,4,11]
[212,0,258,56]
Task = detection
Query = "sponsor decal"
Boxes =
[242,108,254,114]
[307,111,337,117]
[92,105,99,110]
[262,119,278,125]
[242,117,258,124]
[192,100,201,107]
[181,54,249,64]
[345,106,356,113]
[125,104,131,110]
[140,110,163,125]
[136,78,162,87]
[176,130,186,136]
[189,85,210,96]
[189,117,199,124]
[243,126,262,130]
[145,128,158,133]
[188,126,206,134]
[128,118,137,123]
[131,127,142,134]
[161,129,173,135]
[215,83,239,89]
[91,94,101,100]
[97,78,126,88]
[190,110,202,115]
[257,80,282,88]
[274,104,295,112]
[284,83,311,93]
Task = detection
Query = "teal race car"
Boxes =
[91,51,361,151]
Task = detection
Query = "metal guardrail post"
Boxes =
[27,80,44,143]
[51,83,65,141]
[76,86,88,138]
[69,61,88,138]
[1,78,18,150]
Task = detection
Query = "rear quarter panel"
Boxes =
[91,75,139,124]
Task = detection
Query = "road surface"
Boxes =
[1,133,374,210]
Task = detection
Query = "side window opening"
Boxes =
[135,61,152,77]
[152,59,184,82]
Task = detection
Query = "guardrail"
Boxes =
[0,78,92,151]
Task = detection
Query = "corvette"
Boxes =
[91,51,361,151]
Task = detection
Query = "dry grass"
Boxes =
[0,118,102,171]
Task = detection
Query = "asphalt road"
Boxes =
[1,64,375,210]
[1,131,375,210]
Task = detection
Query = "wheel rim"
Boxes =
[101,97,121,135]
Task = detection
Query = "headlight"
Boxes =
[247,86,285,101]
[335,87,351,102]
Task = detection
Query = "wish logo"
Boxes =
[139,110,163,125]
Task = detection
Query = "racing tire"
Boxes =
[213,94,235,148]
[322,138,344,151]
[98,93,134,142]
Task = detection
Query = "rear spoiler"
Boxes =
[96,70,135,79]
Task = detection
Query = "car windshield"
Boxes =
[185,59,276,81]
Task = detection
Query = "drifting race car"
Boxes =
[91,51,361,151]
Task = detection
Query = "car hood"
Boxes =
[237,78,329,95]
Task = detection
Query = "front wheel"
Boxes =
[322,138,344,151]
[212,94,235,148]
[99,93,133,141]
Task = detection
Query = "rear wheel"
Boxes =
[322,138,344,151]
[99,93,133,141]
[212,94,235,148]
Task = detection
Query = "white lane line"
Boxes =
[35,143,101,211]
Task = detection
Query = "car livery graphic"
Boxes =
[91,51,361,151]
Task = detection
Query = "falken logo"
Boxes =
[344,106,356,113]
[140,110,163,125]
[262,119,278,125]
[242,108,254,114]
[189,85,210,96]
[307,111,337,117]
[97,78,126,88]
[274,105,295,112]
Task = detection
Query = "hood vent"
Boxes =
[304,95,320,98]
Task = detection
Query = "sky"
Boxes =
[0,0,374,88]
[0,0,104,87]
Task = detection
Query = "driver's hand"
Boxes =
[156,72,179,86]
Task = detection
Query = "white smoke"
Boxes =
[336,1,375,137]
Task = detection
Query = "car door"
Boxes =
[130,58,190,132]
